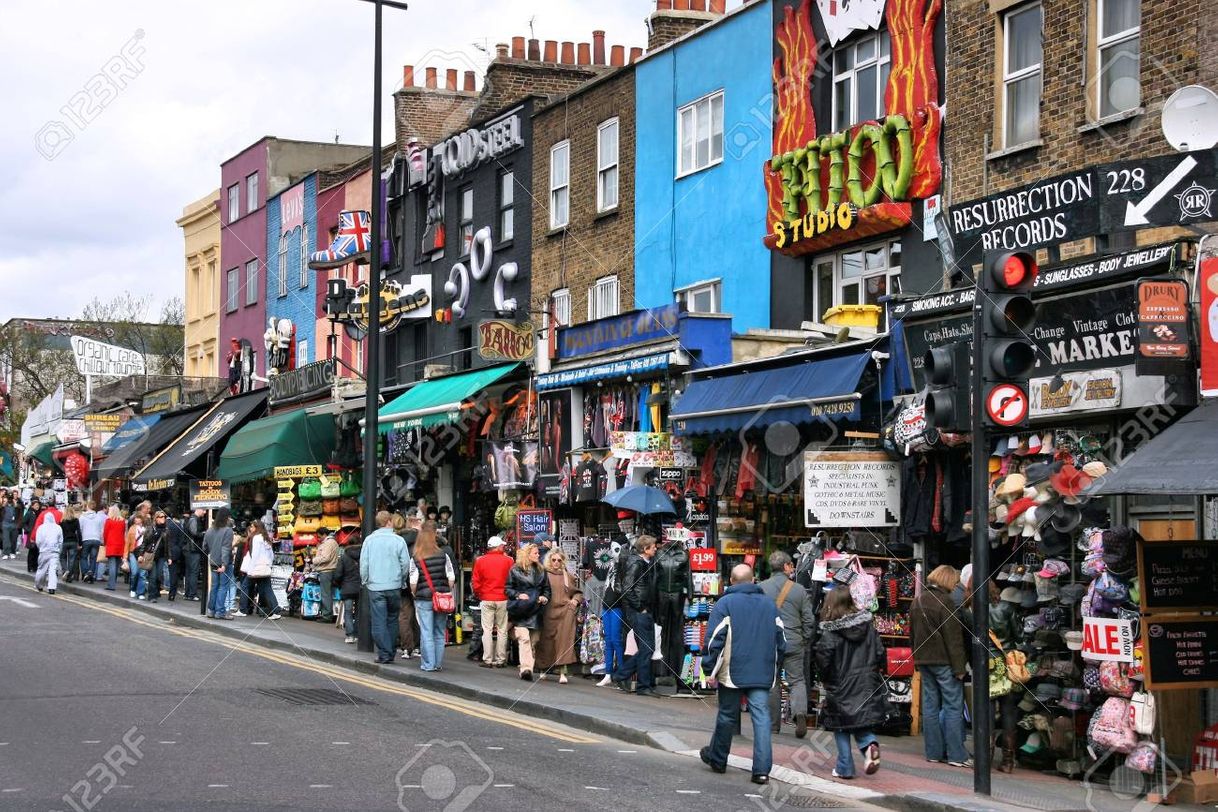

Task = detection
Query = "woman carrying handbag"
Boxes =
[240,521,281,619]
[408,521,455,672]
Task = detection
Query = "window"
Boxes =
[299,226,309,289]
[296,339,308,368]
[459,187,474,255]
[597,118,620,212]
[227,184,240,222]
[676,280,722,314]
[677,91,724,176]
[808,240,902,330]
[225,268,239,312]
[207,260,217,310]
[1096,0,1140,117]
[499,170,515,241]
[552,289,572,327]
[246,172,259,212]
[1002,3,1043,147]
[588,276,620,321]
[277,234,289,298]
[245,259,259,306]
[832,30,892,130]
[549,142,570,229]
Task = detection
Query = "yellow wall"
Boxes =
[177,190,221,378]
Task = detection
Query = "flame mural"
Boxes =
[764,0,943,256]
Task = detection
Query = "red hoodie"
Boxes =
[30,507,62,543]
[471,548,513,601]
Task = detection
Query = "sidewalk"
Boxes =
[2,561,1204,812]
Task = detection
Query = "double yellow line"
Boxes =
[7,579,599,744]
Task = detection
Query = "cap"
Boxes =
[1018,693,1039,712]
[1007,497,1036,524]
[1064,630,1084,650]
[1000,586,1022,603]
[487,535,506,548]
[1020,732,1045,755]
[1037,559,1070,579]
[1058,583,1088,605]
[616,510,634,520]
[1059,687,1087,710]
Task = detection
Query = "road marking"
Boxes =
[399,784,421,789]
[308,784,331,788]
[415,743,431,747]
[0,742,8,746]
[1,788,23,793]
[676,790,701,794]
[585,786,609,791]
[557,748,574,752]
[251,742,269,746]
[331,741,350,745]
[158,741,176,745]
[617,749,637,754]
[82,740,101,744]
[493,784,514,788]
[0,596,37,608]
[486,746,504,750]
[207,784,229,788]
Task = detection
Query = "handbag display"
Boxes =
[320,476,341,499]
[339,474,361,498]
[297,500,324,518]
[989,631,1030,684]
[298,478,322,500]
[419,561,455,614]
[322,498,341,515]
[339,497,360,514]
[1129,690,1156,735]
[988,649,1013,697]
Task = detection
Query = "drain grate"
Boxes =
[255,687,374,706]
[771,790,849,809]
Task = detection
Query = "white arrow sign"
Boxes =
[1124,155,1198,226]
[0,596,39,608]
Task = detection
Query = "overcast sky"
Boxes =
[0,0,679,323]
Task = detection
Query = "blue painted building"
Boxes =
[633,0,774,333]
[265,174,319,369]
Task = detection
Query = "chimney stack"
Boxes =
[593,30,606,64]
[577,42,591,65]
[496,42,509,59]
[649,0,721,51]
[464,71,476,91]
[425,67,438,88]
[403,65,415,87]
[710,0,725,10]
[690,0,706,10]
[629,47,644,63]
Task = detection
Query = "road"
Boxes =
[0,577,872,812]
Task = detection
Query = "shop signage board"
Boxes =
[269,359,335,406]
[803,451,900,528]
[477,320,535,362]
[657,467,686,482]
[720,537,763,556]
[84,414,124,433]
[56,419,88,443]
[436,108,525,179]
[21,384,64,447]
[142,385,181,414]
[516,509,552,542]
[690,547,718,572]
[556,305,680,360]
[535,353,670,390]
[70,335,146,378]
[1029,369,1122,417]
[609,431,696,468]
[1201,255,1218,396]
[346,275,432,334]
[189,479,231,510]
[1136,278,1192,375]
[1100,151,1218,231]
[1144,615,1218,690]
[270,562,293,608]
[274,465,322,479]
[1137,540,1218,612]
[1082,616,1136,663]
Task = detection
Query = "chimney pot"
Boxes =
[511,36,526,59]
[496,42,509,59]
[629,46,644,63]
[445,69,458,90]
[674,0,690,9]
[403,65,415,87]
[544,40,558,62]
[560,41,575,64]
[690,0,706,10]
[425,67,438,88]
[528,38,541,60]
[610,44,625,66]
[657,0,673,9]
[709,0,725,11]
[577,42,591,65]
[463,71,476,91]
[592,30,606,64]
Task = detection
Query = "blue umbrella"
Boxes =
[602,484,677,515]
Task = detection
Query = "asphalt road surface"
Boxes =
[0,577,873,812]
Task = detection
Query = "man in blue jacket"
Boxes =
[360,511,411,665]
[700,564,786,785]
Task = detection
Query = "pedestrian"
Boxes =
[506,543,551,681]
[0,492,17,559]
[60,504,82,583]
[700,564,786,785]
[182,508,207,601]
[141,511,172,603]
[204,508,234,620]
[79,502,105,583]
[597,539,631,687]
[815,585,887,780]
[102,506,127,591]
[472,535,513,668]
[241,520,281,619]
[535,549,582,683]
[33,513,63,594]
[964,576,1021,773]
[313,531,339,623]
[229,529,247,616]
[910,564,971,768]
[392,512,420,660]
[125,516,148,599]
[359,511,410,665]
[760,550,817,738]
[408,520,455,673]
[612,535,660,696]
[22,497,42,573]
[534,531,557,565]
[332,541,362,643]
[26,498,60,574]
[162,513,187,601]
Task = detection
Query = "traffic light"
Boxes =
[923,341,971,431]
[979,250,1038,428]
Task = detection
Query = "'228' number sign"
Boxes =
[445,226,519,319]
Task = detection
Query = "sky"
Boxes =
[0,0,673,323]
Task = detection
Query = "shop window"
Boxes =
[677,90,724,177]
[299,226,309,289]
[589,276,620,321]
[809,239,901,328]
[246,172,259,212]
[227,184,240,223]
[552,288,572,327]
[458,326,473,371]
[1001,3,1043,148]
[296,339,308,368]
[549,141,570,229]
[225,267,239,313]
[831,30,891,130]
[676,279,721,314]
[597,118,619,212]
[499,169,514,241]
[459,187,474,256]
[245,259,259,306]
[277,234,289,298]
[207,260,217,310]
[1095,0,1140,118]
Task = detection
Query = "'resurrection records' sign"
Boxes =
[803,451,901,528]
[1029,369,1122,417]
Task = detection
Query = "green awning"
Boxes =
[214,409,337,484]
[27,439,56,467]
[377,363,521,432]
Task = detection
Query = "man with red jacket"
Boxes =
[472,536,513,668]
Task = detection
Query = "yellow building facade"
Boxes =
[177,190,221,378]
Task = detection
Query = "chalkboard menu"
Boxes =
[1144,615,1218,690]
[1138,541,1218,612]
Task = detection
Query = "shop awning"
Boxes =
[671,352,872,435]
[96,408,206,479]
[132,390,268,486]
[214,409,337,484]
[26,438,56,467]
[1087,398,1218,495]
[101,414,161,454]
[376,363,521,432]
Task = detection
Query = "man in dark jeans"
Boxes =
[182,509,206,600]
[612,535,660,696]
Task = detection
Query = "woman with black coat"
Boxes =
[331,543,362,642]
[505,543,551,681]
[814,586,888,780]
[60,505,83,582]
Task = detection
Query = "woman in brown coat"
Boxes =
[534,549,583,683]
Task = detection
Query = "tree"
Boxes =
[79,293,186,377]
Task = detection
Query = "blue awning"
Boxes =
[536,352,670,391]
[102,414,161,453]
[671,352,872,435]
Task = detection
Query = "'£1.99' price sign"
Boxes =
[690,548,718,572]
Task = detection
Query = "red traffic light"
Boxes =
[989,251,1038,291]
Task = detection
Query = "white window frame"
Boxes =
[459,187,474,256]
[207,260,217,310]
[552,288,572,327]
[588,276,620,321]
[227,184,240,222]
[597,118,620,213]
[810,239,902,327]
[676,279,722,314]
[831,30,892,131]
[225,268,239,313]
[1002,3,1043,148]
[277,233,289,298]
[549,141,570,229]
[244,259,259,306]
[299,225,309,289]
[1096,0,1140,118]
[677,90,724,177]
[296,339,308,368]
[499,169,515,241]
[246,172,259,212]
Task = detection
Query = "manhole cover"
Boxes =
[255,687,374,706]
[752,787,849,809]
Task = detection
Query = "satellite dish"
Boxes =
[1161,85,1218,152]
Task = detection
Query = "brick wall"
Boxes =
[648,10,719,50]
[473,60,606,123]
[531,68,637,325]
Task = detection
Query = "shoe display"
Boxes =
[308,210,371,269]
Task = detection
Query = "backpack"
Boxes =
[1089,697,1137,754]
[1129,690,1156,735]
[1100,661,1135,697]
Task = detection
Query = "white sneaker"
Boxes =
[268,613,282,620]
[137,595,146,601]
[597,675,613,687]
[401,650,412,659]
[344,636,356,644]
[235,611,248,617]
[129,591,136,598]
